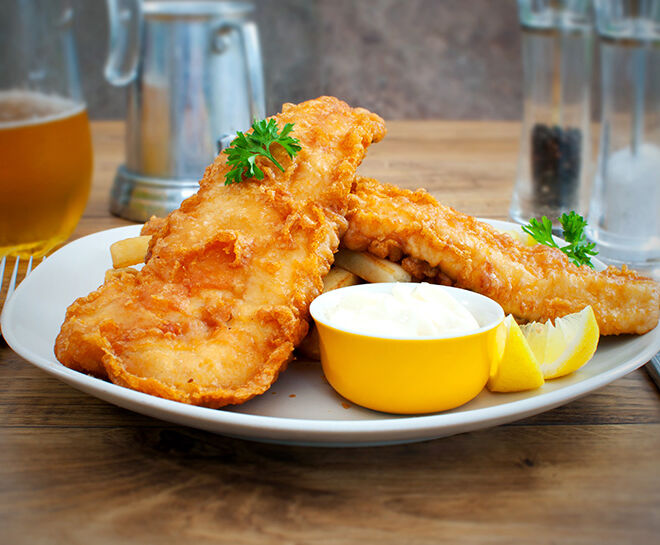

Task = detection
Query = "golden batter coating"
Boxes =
[343,178,660,335]
[55,97,386,407]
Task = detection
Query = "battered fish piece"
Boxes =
[343,178,660,335]
[55,97,386,407]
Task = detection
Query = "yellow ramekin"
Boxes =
[310,283,505,414]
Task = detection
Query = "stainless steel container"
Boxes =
[105,0,265,221]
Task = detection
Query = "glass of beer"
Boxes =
[0,0,92,258]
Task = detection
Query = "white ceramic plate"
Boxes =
[3,222,659,447]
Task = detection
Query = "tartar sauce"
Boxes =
[324,283,480,338]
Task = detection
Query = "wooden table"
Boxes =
[2,121,659,544]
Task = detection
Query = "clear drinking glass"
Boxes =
[510,0,595,229]
[0,0,93,258]
[587,0,660,277]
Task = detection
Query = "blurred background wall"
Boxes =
[74,0,523,120]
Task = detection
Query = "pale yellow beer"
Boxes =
[0,91,92,257]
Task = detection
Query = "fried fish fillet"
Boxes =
[55,97,386,407]
[343,178,660,335]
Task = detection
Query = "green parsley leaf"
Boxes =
[521,216,558,249]
[222,119,302,185]
[521,212,598,268]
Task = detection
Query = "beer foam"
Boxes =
[0,90,86,128]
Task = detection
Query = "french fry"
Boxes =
[110,235,152,268]
[334,249,411,283]
[322,266,361,292]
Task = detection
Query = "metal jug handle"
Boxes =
[104,0,142,86]
[218,20,266,121]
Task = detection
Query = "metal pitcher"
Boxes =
[105,0,265,221]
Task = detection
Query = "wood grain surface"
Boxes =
[1,121,659,545]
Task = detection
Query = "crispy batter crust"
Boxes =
[343,178,660,335]
[55,97,386,407]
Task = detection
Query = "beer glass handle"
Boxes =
[221,21,266,121]
[104,0,142,86]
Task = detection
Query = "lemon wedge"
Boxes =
[487,315,545,392]
[500,229,537,247]
[520,306,600,380]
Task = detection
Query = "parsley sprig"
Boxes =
[223,119,301,185]
[522,212,598,268]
